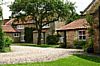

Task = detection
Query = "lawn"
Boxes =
[13,43,59,48]
[1,54,100,66]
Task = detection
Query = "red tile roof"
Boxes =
[3,19,10,25]
[2,25,20,33]
[5,19,15,25]
[56,18,90,31]
[2,18,20,33]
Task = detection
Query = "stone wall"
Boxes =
[5,33,20,43]
[33,30,49,44]
[93,8,100,53]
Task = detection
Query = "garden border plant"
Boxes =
[4,36,13,52]
[85,14,95,53]
[0,7,13,52]
[74,40,86,49]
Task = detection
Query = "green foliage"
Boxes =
[87,37,94,47]
[66,13,80,24]
[4,36,13,47]
[74,40,86,49]
[3,47,11,52]
[24,27,35,43]
[85,15,94,26]
[0,36,13,52]
[85,15,94,53]
[85,14,94,36]
[46,35,59,45]
[88,28,94,36]
[0,7,11,52]
[85,37,94,53]
[10,0,76,45]
[0,26,5,52]
[0,8,5,52]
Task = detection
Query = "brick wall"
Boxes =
[66,30,76,48]
[66,29,89,48]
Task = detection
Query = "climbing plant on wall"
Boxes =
[85,14,94,53]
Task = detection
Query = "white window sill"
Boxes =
[14,36,20,37]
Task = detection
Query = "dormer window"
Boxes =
[17,25,24,29]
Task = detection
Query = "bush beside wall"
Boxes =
[46,35,59,45]
[74,40,86,49]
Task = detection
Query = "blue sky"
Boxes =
[1,0,92,19]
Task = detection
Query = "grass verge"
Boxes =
[1,54,100,66]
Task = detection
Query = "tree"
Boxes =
[10,0,76,45]
[66,13,80,24]
[0,6,5,52]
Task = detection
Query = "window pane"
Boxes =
[15,33,16,36]
[83,31,85,35]
[79,36,82,40]
[83,36,86,40]
[79,31,82,35]
[17,33,18,36]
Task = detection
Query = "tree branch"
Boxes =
[42,18,59,27]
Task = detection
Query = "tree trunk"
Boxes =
[37,29,42,45]
[37,19,42,45]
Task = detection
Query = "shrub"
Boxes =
[46,35,59,45]
[4,36,13,47]
[74,40,86,49]
[85,37,94,53]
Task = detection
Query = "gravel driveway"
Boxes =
[0,46,83,64]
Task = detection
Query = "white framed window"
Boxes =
[17,25,24,29]
[78,30,86,41]
[13,33,19,37]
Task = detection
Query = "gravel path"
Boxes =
[0,46,83,64]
